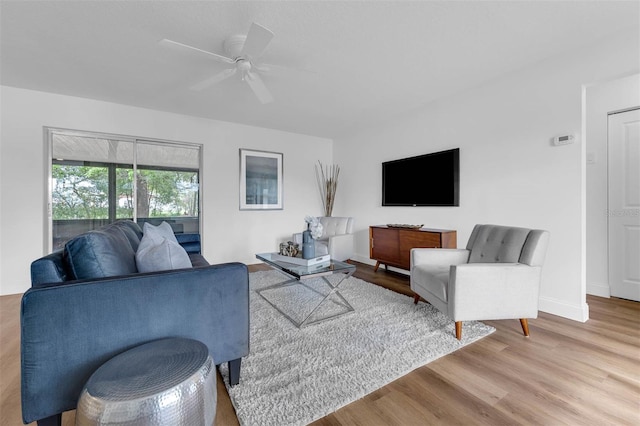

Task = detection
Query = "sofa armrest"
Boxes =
[292,233,353,261]
[327,233,354,262]
[448,263,541,321]
[292,232,302,245]
[175,233,201,254]
[410,248,470,270]
[20,262,248,424]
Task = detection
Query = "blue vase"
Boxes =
[301,230,315,259]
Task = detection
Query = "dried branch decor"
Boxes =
[315,161,340,217]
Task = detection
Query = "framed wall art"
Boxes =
[239,149,283,210]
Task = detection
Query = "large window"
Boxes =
[47,129,201,250]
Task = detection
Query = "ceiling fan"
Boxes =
[160,23,276,104]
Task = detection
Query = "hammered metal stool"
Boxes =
[76,338,216,426]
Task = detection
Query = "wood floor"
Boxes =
[1,262,638,425]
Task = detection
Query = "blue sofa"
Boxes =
[21,220,249,426]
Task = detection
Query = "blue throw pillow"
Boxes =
[110,221,143,251]
[65,229,137,280]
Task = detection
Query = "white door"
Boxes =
[608,108,640,301]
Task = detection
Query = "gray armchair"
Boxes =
[293,216,355,261]
[410,224,549,340]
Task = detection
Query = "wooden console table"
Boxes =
[369,226,457,272]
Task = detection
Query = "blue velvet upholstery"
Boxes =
[175,233,202,254]
[111,220,143,251]
[64,229,138,280]
[189,253,211,268]
[30,251,69,286]
[21,221,249,425]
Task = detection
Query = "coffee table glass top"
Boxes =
[255,253,356,328]
[255,252,355,279]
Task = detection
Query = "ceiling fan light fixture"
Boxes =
[237,59,251,72]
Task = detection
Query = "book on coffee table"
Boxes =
[270,253,331,267]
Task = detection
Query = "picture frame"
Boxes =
[239,149,283,210]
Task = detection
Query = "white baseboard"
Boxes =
[587,282,611,298]
[351,254,376,267]
[538,296,589,322]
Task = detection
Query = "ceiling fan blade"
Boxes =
[254,62,318,76]
[245,71,274,104]
[190,68,237,91]
[240,23,274,59]
[159,38,235,64]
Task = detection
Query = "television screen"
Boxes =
[382,148,459,206]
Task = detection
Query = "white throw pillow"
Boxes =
[136,237,192,273]
[143,221,178,244]
[136,222,191,273]
[137,222,178,254]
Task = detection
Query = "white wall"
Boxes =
[333,30,639,322]
[585,73,640,297]
[0,86,332,295]
[2,30,638,317]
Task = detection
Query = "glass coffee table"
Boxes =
[255,253,356,328]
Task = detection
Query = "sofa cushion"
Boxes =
[467,225,530,264]
[318,217,354,238]
[111,220,143,251]
[412,265,450,303]
[65,229,137,280]
[313,240,329,256]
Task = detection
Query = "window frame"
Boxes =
[44,127,203,254]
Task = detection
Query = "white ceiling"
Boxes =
[1,1,638,139]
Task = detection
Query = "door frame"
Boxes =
[607,108,640,300]
[584,73,640,298]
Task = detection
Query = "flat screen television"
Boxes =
[382,148,459,206]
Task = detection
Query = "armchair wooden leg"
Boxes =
[413,293,420,304]
[455,321,462,340]
[519,318,530,337]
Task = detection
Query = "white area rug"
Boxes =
[219,270,495,426]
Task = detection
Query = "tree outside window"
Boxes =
[49,130,201,250]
